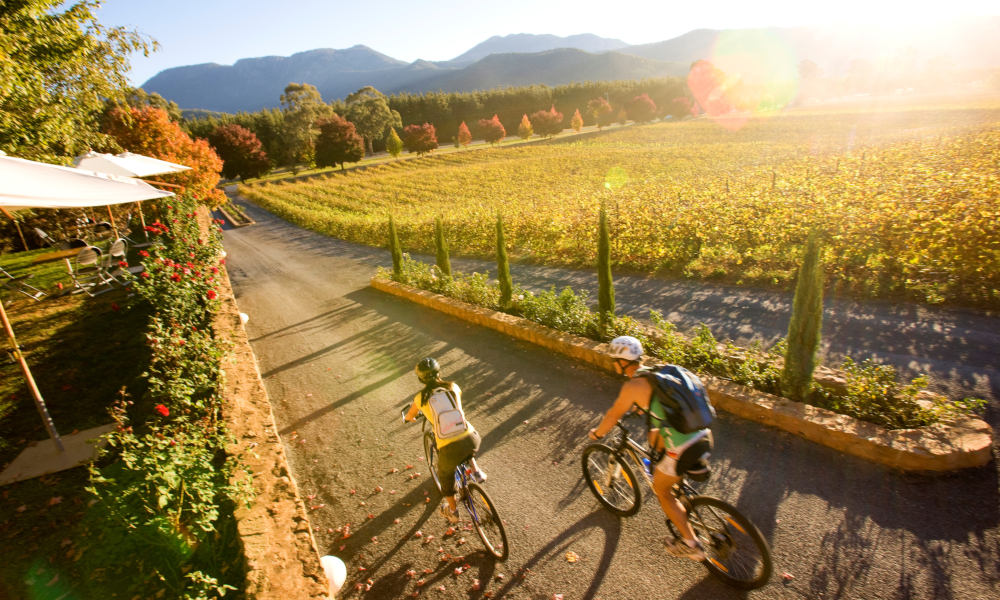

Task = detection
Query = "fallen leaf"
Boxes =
[48,497,63,506]
[389,467,399,474]
[422,568,434,574]
[783,572,795,581]
[405,569,417,579]
[565,551,579,563]
[436,585,446,592]
[393,518,401,524]
[374,485,383,493]
[416,579,426,587]
[414,530,423,538]
[471,579,481,591]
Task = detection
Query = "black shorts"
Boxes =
[437,429,481,496]
[655,432,713,478]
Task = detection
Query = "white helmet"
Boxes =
[608,335,643,361]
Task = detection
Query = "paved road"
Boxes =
[224,199,999,599]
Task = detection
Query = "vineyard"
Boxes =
[240,102,1000,307]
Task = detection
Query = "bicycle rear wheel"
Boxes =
[424,432,442,494]
[685,496,772,589]
[465,482,509,561]
[581,443,641,516]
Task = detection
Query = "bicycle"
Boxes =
[581,419,772,589]
[403,407,509,561]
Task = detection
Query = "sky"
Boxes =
[95,0,998,87]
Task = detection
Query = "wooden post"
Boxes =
[1,206,29,251]
[0,301,64,451]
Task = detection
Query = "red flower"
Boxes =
[139,250,150,257]
[170,273,181,282]
[110,302,120,312]
[118,260,128,268]
[154,404,169,417]
[141,272,150,279]
[206,289,217,300]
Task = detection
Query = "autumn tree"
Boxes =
[314,114,365,170]
[479,114,506,145]
[280,82,330,167]
[0,0,153,162]
[517,114,533,139]
[570,108,583,132]
[456,121,472,147]
[626,93,657,123]
[385,127,403,158]
[208,123,271,180]
[345,86,402,155]
[103,105,225,206]
[121,88,182,122]
[530,105,564,137]
[587,97,614,129]
[402,123,438,154]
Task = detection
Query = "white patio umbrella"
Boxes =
[1,154,174,453]
[74,151,191,236]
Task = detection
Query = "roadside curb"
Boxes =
[212,206,327,598]
[371,277,994,472]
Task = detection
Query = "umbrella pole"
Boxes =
[106,205,118,238]
[136,201,148,240]
[0,301,64,452]
[1,207,29,251]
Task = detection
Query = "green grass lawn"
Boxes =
[1,249,152,597]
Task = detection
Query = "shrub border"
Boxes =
[372,277,993,472]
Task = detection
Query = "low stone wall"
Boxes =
[215,260,327,596]
[371,277,993,472]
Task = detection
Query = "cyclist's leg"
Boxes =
[466,429,486,481]
[651,463,696,540]
[438,434,477,512]
[654,437,714,542]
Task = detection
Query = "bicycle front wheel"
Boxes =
[581,443,641,516]
[465,482,509,561]
[686,496,772,589]
[424,432,442,494]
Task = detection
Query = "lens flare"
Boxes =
[604,166,629,190]
[687,30,799,130]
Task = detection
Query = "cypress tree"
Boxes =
[496,212,513,308]
[782,231,824,401]
[388,214,402,279]
[434,216,451,277]
[597,199,615,332]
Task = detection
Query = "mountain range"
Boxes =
[142,19,1000,114]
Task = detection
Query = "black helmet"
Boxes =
[415,357,440,384]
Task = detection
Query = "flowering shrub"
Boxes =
[83,194,245,598]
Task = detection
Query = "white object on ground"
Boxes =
[320,555,347,598]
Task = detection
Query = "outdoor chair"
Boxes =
[34,228,59,248]
[1,265,46,301]
[64,246,116,296]
[104,238,144,283]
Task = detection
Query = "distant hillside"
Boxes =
[397,49,686,94]
[450,33,628,64]
[142,20,1000,113]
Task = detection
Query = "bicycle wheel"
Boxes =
[684,496,772,589]
[465,482,509,561]
[581,443,641,517]
[424,432,442,494]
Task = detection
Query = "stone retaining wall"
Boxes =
[372,277,993,472]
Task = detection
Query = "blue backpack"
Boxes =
[637,364,715,434]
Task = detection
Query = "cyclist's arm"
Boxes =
[589,377,651,439]
[403,393,421,423]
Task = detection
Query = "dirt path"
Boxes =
[223,200,999,599]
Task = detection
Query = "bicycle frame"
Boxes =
[607,421,701,502]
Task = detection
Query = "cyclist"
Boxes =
[403,357,486,524]
[588,335,713,561]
